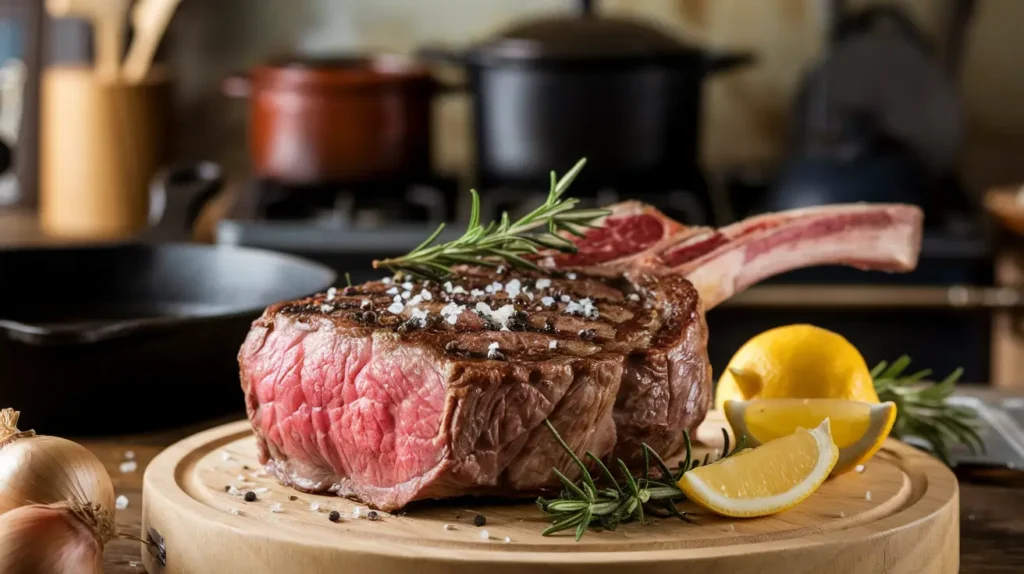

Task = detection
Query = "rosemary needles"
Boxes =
[372,158,609,280]
[872,355,984,464]
[536,419,745,540]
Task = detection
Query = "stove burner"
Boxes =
[228,175,461,228]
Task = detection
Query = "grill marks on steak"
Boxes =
[239,269,708,510]
[241,200,924,511]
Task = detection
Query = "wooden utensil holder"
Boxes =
[39,65,171,240]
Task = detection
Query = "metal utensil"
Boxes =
[122,0,182,83]
[45,0,131,81]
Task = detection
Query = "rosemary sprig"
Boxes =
[537,419,745,540]
[872,355,984,465]
[372,158,609,280]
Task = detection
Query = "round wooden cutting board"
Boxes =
[140,413,959,574]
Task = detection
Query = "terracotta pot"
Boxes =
[224,54,437,185]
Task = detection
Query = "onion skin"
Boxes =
[0,409,115,514]
[0,502,110,574]
[0,434,115,514]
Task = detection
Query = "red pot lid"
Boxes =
[470,13,702,63]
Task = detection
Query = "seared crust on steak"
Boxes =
[240,201,924,511]
[239,268,710,510]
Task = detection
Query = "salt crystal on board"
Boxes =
[270,503,283,513]
[115,495,129,510]
[865,491,872,501]
[119,460,138,473]
[479,529,490,540]
[855,464,865,473]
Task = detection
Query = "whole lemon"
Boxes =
[714,324,878,411]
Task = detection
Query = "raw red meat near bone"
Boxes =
[554,201,924,308]
[543,201,706,274]
[238,199,924,512]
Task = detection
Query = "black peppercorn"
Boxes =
[473,514,486,527]
[368,510,379,521]
[289,495,298,501]
[329,510,341,522]
[579,329,597,341]
[242,465,251,471]
[362,311,377,323]
[244,491,256,502]
[223,485,230,492]
[342,286,357,296]
[507,310,530,331]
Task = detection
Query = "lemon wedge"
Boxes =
[724,398,896,475]
[678,418,838,518]
[714,324,878,410]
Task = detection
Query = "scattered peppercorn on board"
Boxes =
[141,412,958,574]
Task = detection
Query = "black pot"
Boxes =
[419,4,753,187]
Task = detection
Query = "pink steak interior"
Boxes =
[247,324,446,489]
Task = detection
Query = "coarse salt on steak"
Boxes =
[239,269,709,511]
[240,202,925,511]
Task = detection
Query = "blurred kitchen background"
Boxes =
[5,0,1024,392]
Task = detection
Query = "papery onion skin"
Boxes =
[0,502,110,574]
[0,410,115,514]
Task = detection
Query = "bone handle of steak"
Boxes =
[685,205,925,310]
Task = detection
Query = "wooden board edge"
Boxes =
[141,420,960,573]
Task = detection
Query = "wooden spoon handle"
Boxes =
[92,18,123,81]
[122,0,182,84]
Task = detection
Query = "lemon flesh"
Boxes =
[678,419,839,518]
[715,324,878,411]
[725,399,896,475]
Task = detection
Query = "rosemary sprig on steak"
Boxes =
[373,158,610,280]
[872,356,984,464]
[537,420,745,540]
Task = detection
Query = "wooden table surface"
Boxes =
[82,414,1024,574]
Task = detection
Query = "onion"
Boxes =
[0,500,113,574]
[0,409,115,514]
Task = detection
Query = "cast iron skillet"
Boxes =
[0,163,336,435]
